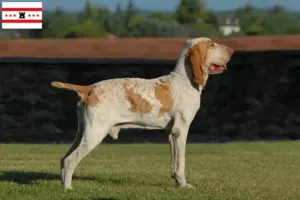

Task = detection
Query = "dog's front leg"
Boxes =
[171,125,194,189]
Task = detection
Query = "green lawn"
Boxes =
[0,142,300,200]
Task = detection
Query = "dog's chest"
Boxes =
[171,86,201,121]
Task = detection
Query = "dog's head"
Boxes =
[185,37,234,86]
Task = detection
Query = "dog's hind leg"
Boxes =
[60,105,110,189]
[168,133,177,180]
[60,102,84,186]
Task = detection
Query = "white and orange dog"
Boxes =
[51,37,234,189]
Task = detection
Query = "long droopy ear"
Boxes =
[186,41,212,86]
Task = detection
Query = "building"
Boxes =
[219,17,241,36]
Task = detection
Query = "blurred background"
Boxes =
[1,0,300,144]
[1,0,300,38]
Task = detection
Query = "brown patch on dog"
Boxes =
[124,84,152,114]
[155,80,173,118]
[186,40,213,86]
[87,86,103,107]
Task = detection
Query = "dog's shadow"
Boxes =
[0,171,94,185]
[0,171,120,200]
[0,170,164,187]
[0,170,170,199]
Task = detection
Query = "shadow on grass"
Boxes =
[0,171,95,185]
[0,171,122,200]
[0,170,170,189]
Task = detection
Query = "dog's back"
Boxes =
[51,76,174,128]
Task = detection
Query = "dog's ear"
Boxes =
[187,44,204,86]
[186,41,212,86]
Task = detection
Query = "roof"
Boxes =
[1,35,300,59]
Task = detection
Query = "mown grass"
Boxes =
[0,142,300,200]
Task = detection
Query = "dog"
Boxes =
[51,37,234,189]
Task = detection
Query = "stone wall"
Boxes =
[0,51,299,143]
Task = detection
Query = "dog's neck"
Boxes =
[171,49,209,92]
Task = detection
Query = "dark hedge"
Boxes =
[0,51,299,143]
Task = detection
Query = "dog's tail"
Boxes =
[51,81,91,101]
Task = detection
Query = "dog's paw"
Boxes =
[178,183,195,189]
[63,185,73,190]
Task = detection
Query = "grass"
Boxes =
[0,142,300,200]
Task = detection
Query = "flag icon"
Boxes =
[2,2,42,29]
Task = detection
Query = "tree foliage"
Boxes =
[263,6,300,35]
[8,1,300,39]
[236,5,266,35]
[175,0,206,24]
[236,5,300,36]
[65,19,108,38]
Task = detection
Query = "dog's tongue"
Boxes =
[210,64,227,72]
[210,65,217,71]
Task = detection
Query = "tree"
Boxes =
[54,5,64,16]
[41,10,76,38]
[124,0,137,27]
[77,1,113,37]
[205,11,219,28]
[175,0,206,24]
[123,0,149,37]
[94,7,112,33]
[150,12,174,22]
[175,23,220,37]
[79,0,94,21]
[27,12,52,38]
[131,18,179,37]
[111,2,127,36]
[65,19,108,38]
[263,6,300,35]
[126,15,146,37]
[235,5,266,35]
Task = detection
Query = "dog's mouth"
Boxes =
[209,63,227,73]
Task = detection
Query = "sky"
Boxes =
[3,0,300,12]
